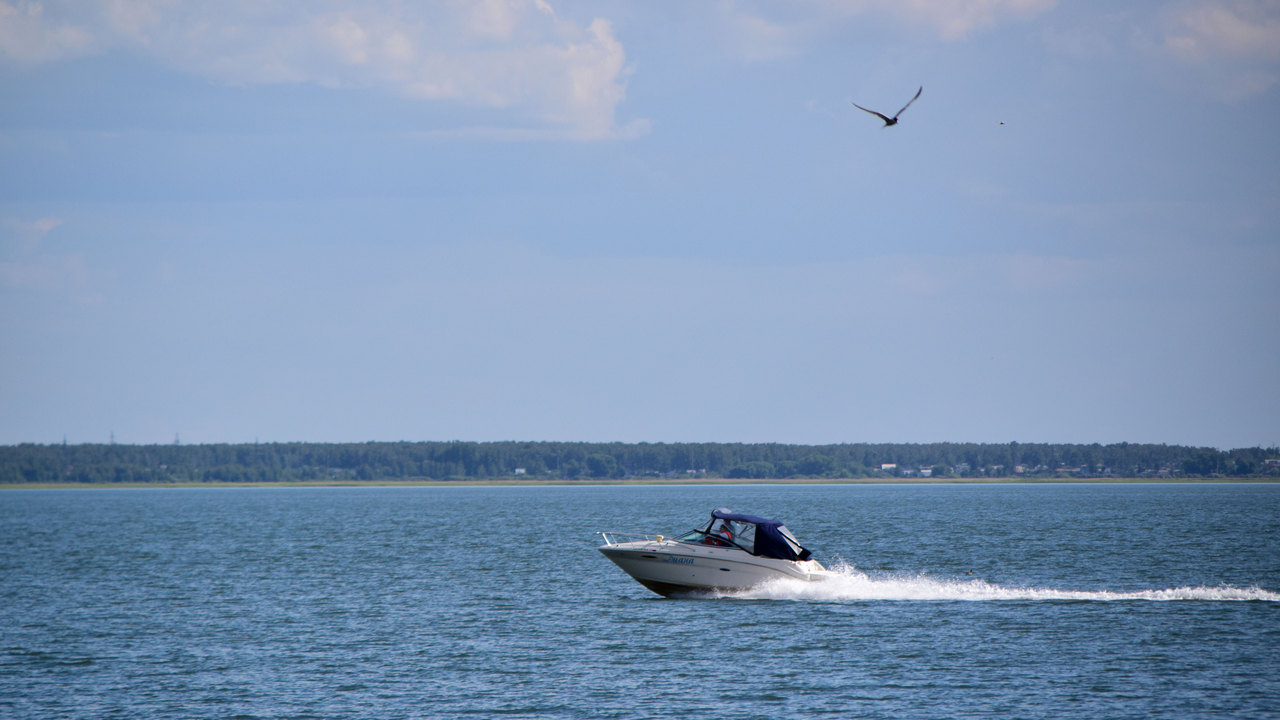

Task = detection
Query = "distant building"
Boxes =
[514,468,526,475]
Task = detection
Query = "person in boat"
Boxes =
[704,519,734,546]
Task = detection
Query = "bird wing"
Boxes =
[893,86,923,119]
[851,102,892,124]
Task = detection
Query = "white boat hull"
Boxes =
[598,538,828,596]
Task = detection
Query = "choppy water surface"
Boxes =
[2,483,1277,719]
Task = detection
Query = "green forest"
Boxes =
[2,440,1277,484]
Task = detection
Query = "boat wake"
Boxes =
[719,563,1280,603]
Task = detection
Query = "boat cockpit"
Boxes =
[673,508,813,561]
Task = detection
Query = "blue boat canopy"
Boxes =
[698,508,813,561]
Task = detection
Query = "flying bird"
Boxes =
[850,86,922,127]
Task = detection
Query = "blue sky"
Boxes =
[2,0,1278,449]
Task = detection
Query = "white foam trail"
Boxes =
[723,564,1280,603]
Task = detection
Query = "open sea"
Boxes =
[2,483,1277,719]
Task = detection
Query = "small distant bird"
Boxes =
[851,86,923,127]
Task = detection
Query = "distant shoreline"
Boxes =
[7,441,1273,485]
[3,477,1277,490]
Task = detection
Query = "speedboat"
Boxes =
[598,508,832,596]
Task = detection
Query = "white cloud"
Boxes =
[719,0,1056,58]
[0,1,95,62]
[1163,0,1280,62]
[1156,0,1280,100]
[0,1,642,140]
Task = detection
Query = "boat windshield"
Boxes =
[675,517,757,552]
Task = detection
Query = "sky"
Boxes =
[1,0,1278,450]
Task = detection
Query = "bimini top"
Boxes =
[691,508,813,562]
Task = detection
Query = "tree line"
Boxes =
[1,440,1276,484]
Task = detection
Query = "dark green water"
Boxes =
[2,484,1277,718]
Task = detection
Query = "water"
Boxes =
[2,483,1277,719]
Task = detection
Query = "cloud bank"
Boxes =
[1164,0,1280,61]
[722,0,1056,59]
[1157,0,1280,99]
[0,0,643,139]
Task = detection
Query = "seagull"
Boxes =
[851,86,922,127]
